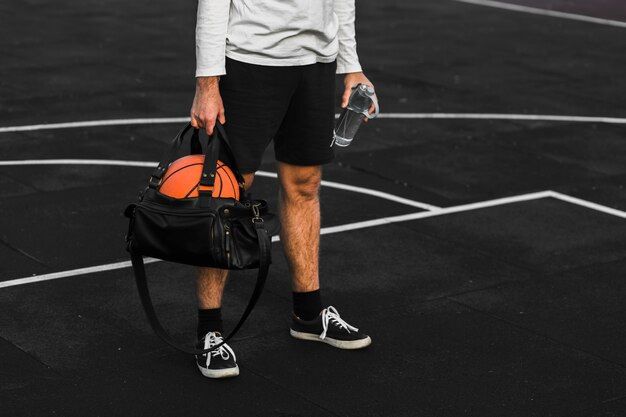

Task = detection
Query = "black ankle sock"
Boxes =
[293,289,322,321]
[197,308,223,340]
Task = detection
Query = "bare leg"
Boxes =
[197,267,228,308]
[277,162,321,293]
[196,173,255,308]
[279,164,372,349]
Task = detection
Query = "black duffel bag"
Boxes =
[124,123,280,355]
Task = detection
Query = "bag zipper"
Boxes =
[138,202,216,217]
[224,224,232,268]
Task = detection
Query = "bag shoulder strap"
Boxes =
[129,221,271,355]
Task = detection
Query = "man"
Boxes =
[190,0,376,379]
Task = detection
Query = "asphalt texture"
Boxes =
[1,0,626,416]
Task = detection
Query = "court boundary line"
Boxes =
[2,190,625,289]
[547,191,626,219]
[4,159,621,217]
[0,159,440,211]
[453,0,626,28]
[1,113,626,133]
[379,114,626,123]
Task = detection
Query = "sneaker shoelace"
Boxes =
[319,306,359,340]
[203,332,236,362]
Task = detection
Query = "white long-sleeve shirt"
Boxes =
[195,0,362,77]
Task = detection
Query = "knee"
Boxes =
[279,166,321,202]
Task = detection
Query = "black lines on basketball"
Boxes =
[160,162,204,187]
[158,155,240,200]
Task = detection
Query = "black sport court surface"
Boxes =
[1,0,626,415]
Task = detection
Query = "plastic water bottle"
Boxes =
[332,84,379,147]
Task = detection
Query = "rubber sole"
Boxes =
[290,329,372,350]
[197,364,240,379]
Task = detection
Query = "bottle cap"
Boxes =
[361,85,375,96]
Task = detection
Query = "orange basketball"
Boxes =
[158,155,240,200]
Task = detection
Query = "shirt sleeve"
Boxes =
[334,0,362,74]
[195,0,231,77]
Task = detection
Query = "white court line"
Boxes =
[453,0,626,29]
[0,190,552,289]
[317,190,553,234]
[378,113,626,124]
[0,159,158,168]
[547,191,626,219]
[255,170,439,210]
[0,159,440,211]
[0,258,161,289]
[2,113,626,133]
[0,157,439,288]
[8,188,621,290]
[0,117,190,133]
[320,179,440,211]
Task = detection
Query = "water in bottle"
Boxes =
[332,84,379,147]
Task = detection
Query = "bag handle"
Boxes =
[146,124,194,189]
[147,123,235,190]
[129,220,271,355]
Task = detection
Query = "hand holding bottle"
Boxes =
[333,81,379,147]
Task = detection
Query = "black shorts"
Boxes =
[219,58,336,174]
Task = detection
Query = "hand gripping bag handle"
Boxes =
[129,220,271,355]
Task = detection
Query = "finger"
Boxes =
[368,94,378,115]
[206,118,216,136]
[341,89,351,108]
[218,107,226,125]
[190,114,201,129]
